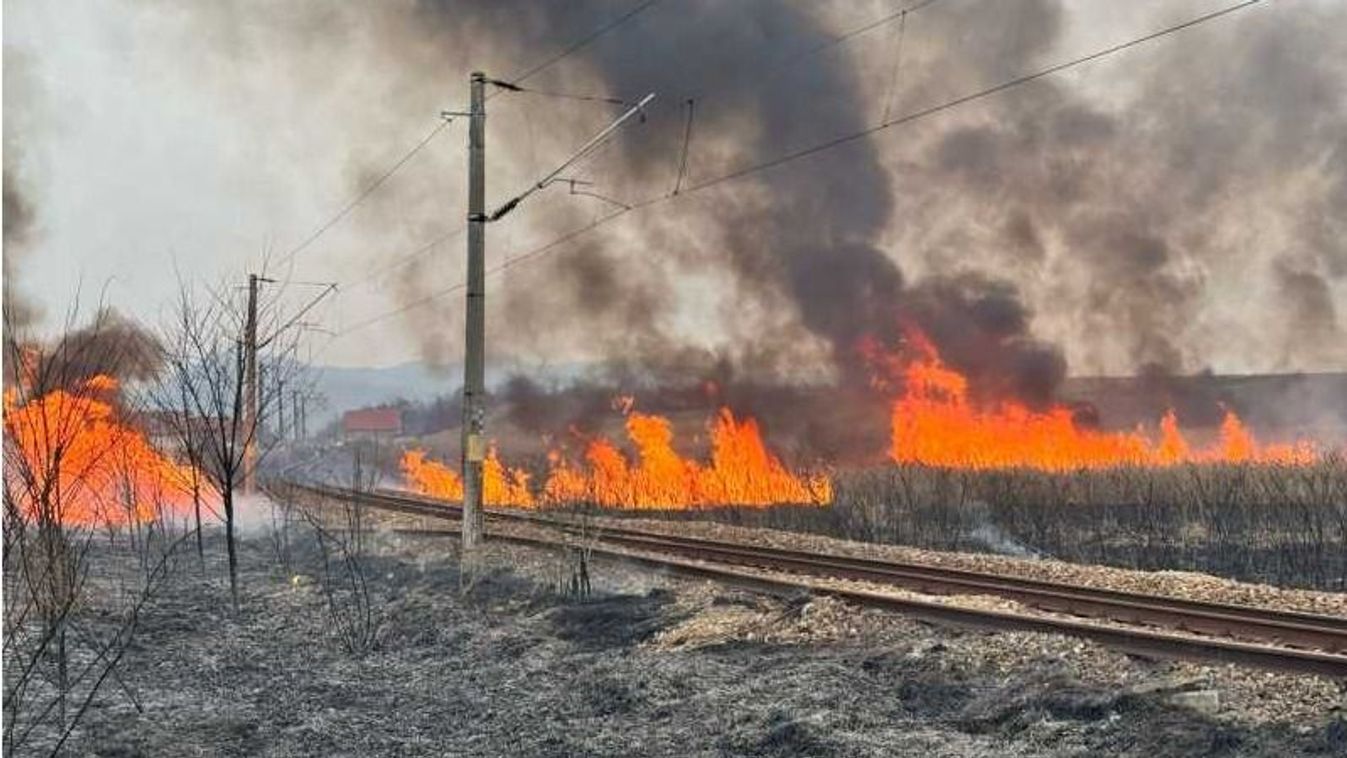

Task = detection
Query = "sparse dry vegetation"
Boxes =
[588,459,1347,591]
[2,306,190,756]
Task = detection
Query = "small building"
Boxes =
[341,406,403,442]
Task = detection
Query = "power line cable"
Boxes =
[671,98,696,196]
[489,80,630,107]
[677,0,1264,197]
[323,0,1263,346]
[280,0,666,274]
[881,9,910,124]
[355,226,469,292]
[276,117,455,269]
[506,0,666,85]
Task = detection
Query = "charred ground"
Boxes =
[51,527,1346,757]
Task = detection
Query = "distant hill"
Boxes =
[307,360,595,428]
[306,363,447,428]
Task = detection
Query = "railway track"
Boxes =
[278,481,1347,677]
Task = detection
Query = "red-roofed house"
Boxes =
[342,406,403,441]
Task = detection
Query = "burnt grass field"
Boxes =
[621,460,1347,592]
[32,525,1345,758]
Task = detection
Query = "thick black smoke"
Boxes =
[4,306,163,397]
[3,51,44,330]
[356,0,1347,444]
[895,0,1347,374]
[2,166,41,329]
[413,0,1059,403]
[58,309,164,384]
[64,0,1346,447]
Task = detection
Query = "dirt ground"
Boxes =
[46,527,1347,757]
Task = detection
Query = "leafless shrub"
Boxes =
[301,510,382,655]
[3,304,189,756]
[554,501,598,599]
[283,448,384,655]
[149,273,316,608]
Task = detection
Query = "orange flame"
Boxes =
[3,376,197,525]
[883,334,1317,470]
[401,406,831,509]
[400,446,536,506]
[547,407,830,508]
[399,449,464,501]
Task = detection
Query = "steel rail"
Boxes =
[571,530,1347,653]
[294,482,1347,643]
[279,481,1347,676]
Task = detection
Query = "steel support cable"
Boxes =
[321,0,935,306]
[626,0,950,137]
[283,0,666,277]
[881,9,910,124]
[506,0,666,85]
[331,207,631,338]
[324,0,1263,343]
[488,80,630,107]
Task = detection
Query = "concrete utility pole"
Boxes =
[449,74,649,563]
[460,71,487,555]
[242,273,260,495]
[277,378,286,440]
[293,390,304,440]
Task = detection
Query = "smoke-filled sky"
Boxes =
[5,0,1345,382]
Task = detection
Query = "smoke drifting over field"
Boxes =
[7,1,1346,424]
[3,52,44,330]
[399,0,1073,408]
[899,0,1347,376]
[2,165,40,330]
[378,0,1347,384]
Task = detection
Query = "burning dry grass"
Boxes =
[393,330,1342,589]
[3,375,195,754]
[3,375,197,525]
[399,328,1333,522]
[646,459,1347,591]
[401,406,831,509]
[396,389,1344,589]
[873,330,1320,470]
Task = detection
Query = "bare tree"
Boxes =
[135,372,217,569]
[279,444,384,655]
[152,274,315,608]
[3,302,188,755]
